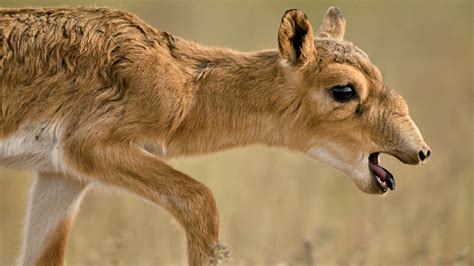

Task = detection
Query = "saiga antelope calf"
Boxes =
[0,6,431,265]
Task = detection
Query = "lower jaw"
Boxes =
[354,178,387,194]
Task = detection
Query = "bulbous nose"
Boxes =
[393,144,432,165]
[418,146,431,162]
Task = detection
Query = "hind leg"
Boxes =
[19,172,89,266]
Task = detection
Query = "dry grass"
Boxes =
[1,1,472,265]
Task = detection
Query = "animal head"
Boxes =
[276,7,431,194]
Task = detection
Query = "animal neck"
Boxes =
[165,41,302,157]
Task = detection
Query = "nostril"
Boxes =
[418,149,431,161]
[418,151,425,161]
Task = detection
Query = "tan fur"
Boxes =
[36,220,71,266]
[0,6,430,265]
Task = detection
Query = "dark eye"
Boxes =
[331,85,356,102]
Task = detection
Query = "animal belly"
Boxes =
[0,123,65,172]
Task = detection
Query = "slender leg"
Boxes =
[19,172,89,266]
[64,143,221,266]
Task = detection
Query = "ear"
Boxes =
[316,7,346,41]
[278,9,315,66]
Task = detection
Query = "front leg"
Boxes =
[64,140,221,265]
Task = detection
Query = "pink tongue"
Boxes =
[369,162,387,181]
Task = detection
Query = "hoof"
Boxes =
[209,243,230,265]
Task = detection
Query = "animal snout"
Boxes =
[389,115,431,165]
[394,144,431,165]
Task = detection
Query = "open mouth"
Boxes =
[369,153,395,192]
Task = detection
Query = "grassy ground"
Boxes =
[1,1,472,265]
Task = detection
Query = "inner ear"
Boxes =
[278,9,315,65]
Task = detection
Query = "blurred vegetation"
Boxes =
[0,0,472,265]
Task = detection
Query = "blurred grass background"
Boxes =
[0,0,472,265]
